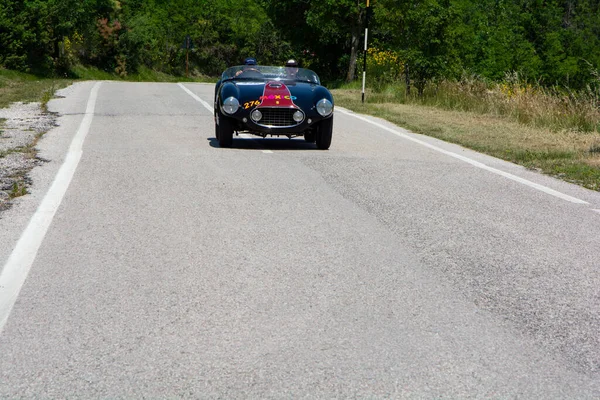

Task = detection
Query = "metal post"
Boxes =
[362,0,371,103]
[186,36,190,78]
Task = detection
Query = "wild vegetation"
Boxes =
[1,0,598,87]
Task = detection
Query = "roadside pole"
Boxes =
[362,0,371,103]
[183,35,192,78]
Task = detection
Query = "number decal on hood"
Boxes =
[243,100,261,109]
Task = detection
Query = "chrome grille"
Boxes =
[256,108,301,127]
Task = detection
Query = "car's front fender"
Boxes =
[219,82,241,105]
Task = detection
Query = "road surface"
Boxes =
[1,81,599,398]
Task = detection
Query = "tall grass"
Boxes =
[354,73,600,134]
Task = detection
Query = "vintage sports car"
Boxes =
[214,65,334,149]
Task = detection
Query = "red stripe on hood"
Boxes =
[259,81,298,108]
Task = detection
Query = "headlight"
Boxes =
[222,97,240,114]
[293,110,304,122]
[251,109,262,122]
[316,99,333,117]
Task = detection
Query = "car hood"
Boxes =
[221,80,332,111]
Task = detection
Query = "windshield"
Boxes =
[221,65,320,85]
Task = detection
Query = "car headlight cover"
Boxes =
[251,109,262,122]
[293,110,304,122]
[316,98,333,117]
[222,97,240,114]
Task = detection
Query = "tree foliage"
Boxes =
[1,0,600,89]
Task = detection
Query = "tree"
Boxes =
[260,0,369,82]
[377,0,457,95]
[0,0,29,70]
[305,0,366,82]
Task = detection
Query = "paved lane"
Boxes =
[0,81,599,397]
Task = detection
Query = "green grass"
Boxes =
[69,65,216,83]
[0,65,215,110]
[0,69,72,109]
[9,181,28,199]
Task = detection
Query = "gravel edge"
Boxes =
[0,102,57,214]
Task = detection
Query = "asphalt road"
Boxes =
[1,81,599,398]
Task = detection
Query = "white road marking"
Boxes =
[592,209,600,214]
[337,108,589,205]
[0,82,102,334]
[178,83,213,113]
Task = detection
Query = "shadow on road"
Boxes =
[207,136,321,151]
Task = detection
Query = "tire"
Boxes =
[315,116,333,150]
[214,114,220,140]
[217,113,234,148]
[304,131,316,143]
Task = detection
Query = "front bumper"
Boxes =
[230,114,328,135]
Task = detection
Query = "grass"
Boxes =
[336,75,600,134]
[0,69,72,109]
[9,181,28,199]
[333,86,600,191]
[69,64,216,83]
[0,65,214,110]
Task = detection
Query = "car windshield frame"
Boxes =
[221,65,321,85]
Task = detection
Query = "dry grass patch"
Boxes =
[377,102,598,154]
[586,156,600,167]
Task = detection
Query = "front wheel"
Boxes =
[217,114,234,148]
[214,114,220,140]
[315,117,333,150]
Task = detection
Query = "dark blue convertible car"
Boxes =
[214,65,334,149]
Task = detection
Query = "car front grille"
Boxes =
[256,108,302,127]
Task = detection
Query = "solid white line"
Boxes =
[178,83,213,113]
[592,209,600,214]
[0,82,102,334]
[337,108,589,205]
